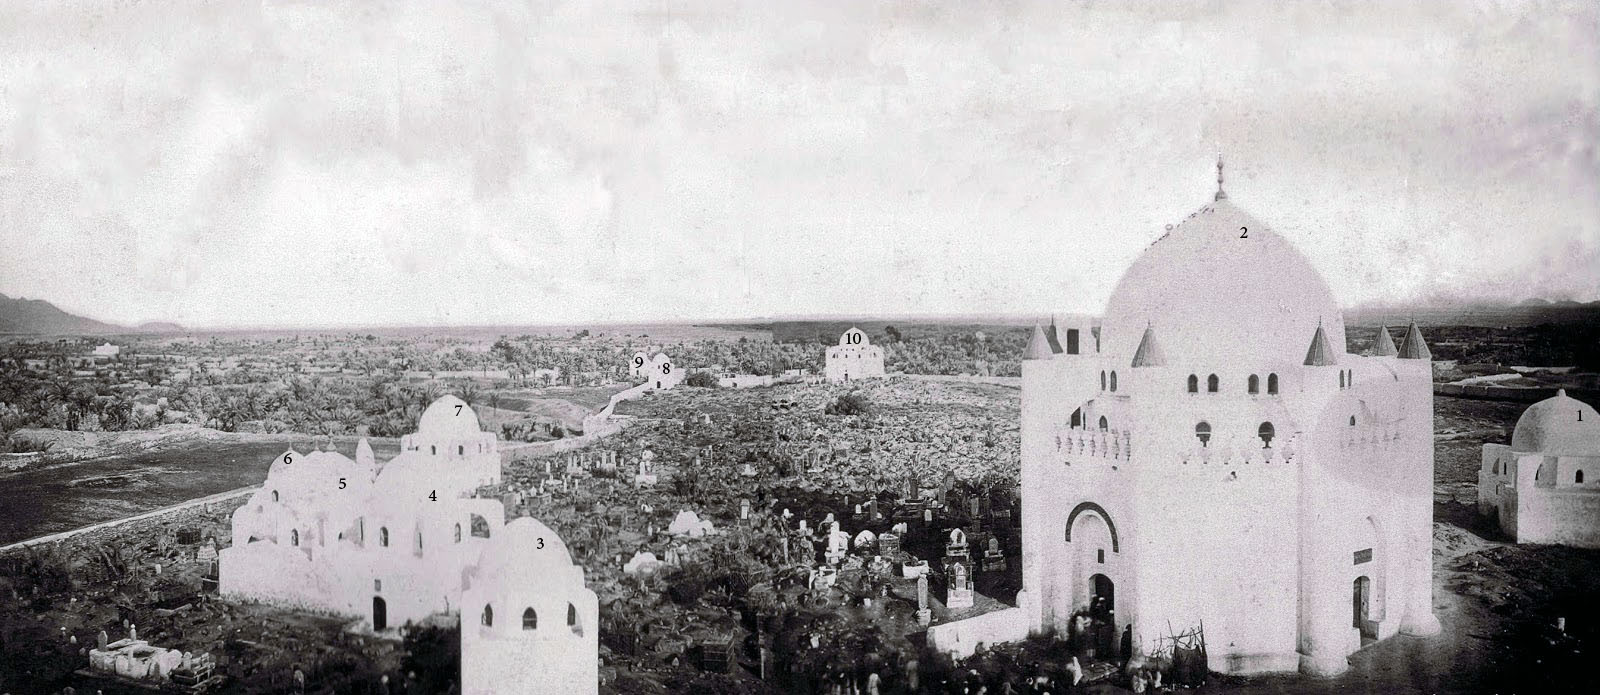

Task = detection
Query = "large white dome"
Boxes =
[1511,390,1600,457]
[1101,198,1345,368]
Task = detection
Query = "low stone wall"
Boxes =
[926,607,1030,659]
[0,486,253,558]
[1435,383,1599,403]
[903,374,1022,388]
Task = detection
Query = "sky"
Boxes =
[1,0,1596,329]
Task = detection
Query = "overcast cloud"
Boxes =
[1,0,1596,328]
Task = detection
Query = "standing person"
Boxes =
[1120,625,1133,665]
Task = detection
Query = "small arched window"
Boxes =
[416,531,423,552]
[1339,371,1346,388]
[1070,408,1083,428]
[1195,422,1212,446]
[568,603,580,634]
[1248,375,1259,394]
[430,445,436,455]
[1206,374,1219,393]
[1267,373,1279,395]
[1349,415,1356,427]
[522,607,537,630]
[458,445,464,455]
[379,527,389,547]
[1097,416,1109,431]
[1109,372,1118,392]
[1187,374,1199,393]
[272,490,279,502]
[1493,460,1499,475]
[1100,371,1107,390]
[482,604,494,627]
[1578,470,1586,484]
[1347,370,1354,386]
[290,529,299,546]
[1258,422,1275,447]
[454,523,462,543]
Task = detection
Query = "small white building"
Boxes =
[628,351,649,378]
[1478,390,1600,547]
[717,372,774,389]
[92,342,121,359]
[646,353,681,390]
[461,517,598,695]
[825,327,885,383]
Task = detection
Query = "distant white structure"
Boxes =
[461,517,598,695]
[825,327,885,383]
[221,396,509,631]
[646,352,681,390]
[717,372,773,389]
[92,342,120,358]
[1478,390,1600,547]
[629,351,649,378]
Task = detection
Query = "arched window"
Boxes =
[1070,408,1083,428]
[454,523,462,543]
[430,445,436,455]
[1493,460,1499,475]
[482,604,494,627]
[1347,370,1354,386]
[1195,422,1212,446]
[416,531,423,552]
[1100,371,1106,390]
[1258,422,1275,447]
[1097,416,1109,431]
[1109,372,1118,392]
[1578,470,1586,484]
[291,529,299,546]
[1339,371,1346,388]
[522,607,537,630]
[1248,375,1259,394]
[1349,415,1356,427]
[379,527,389,547]
[458,445,464,455]
[568,603,581,635]
[1187,374,1199,393]
[271,490,279,502]
[1206,374,1219,393]
[1267,373,1279,395]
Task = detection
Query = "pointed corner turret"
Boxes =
[1303,321,1339,367]
[1025,324,1054,360]
[356,437,376,468]
[1044,317,1064,354]
[1131,325,1167,368]
[1372,324,1398,357]
[1397,321,1432,360]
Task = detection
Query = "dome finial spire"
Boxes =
[1215,153,1227,201]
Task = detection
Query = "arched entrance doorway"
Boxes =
[372,596,387,632]
[1352,576,1374,642]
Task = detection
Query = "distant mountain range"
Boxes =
[0,293,184,335]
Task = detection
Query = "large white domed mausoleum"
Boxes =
[931,162,1440,676]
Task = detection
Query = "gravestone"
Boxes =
[946,563,974,609]
[983,537,1006,572]
[915,575,931,626]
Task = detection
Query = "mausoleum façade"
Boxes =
[1016,173,1440,677]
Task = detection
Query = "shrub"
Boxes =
[685,371,720,388]
[825,393,871,416]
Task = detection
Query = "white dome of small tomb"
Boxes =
[1511,390,1600,457]
[416,395,484,440]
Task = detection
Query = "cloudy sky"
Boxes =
[1,0,1596,328]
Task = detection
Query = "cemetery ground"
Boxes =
[3,384,1598,693]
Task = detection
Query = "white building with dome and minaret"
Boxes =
[825,327,885,383]
[946,159,1441,677]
